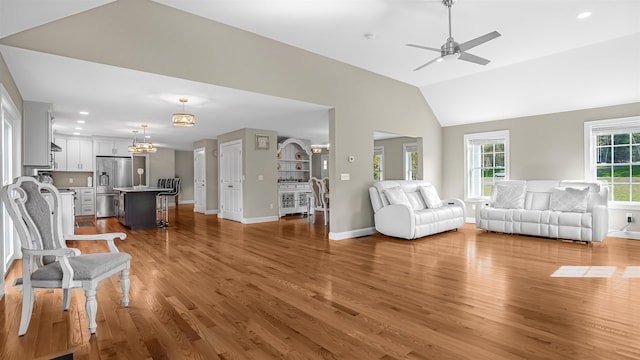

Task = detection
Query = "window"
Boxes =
[585,116,640,206]
[403,143,417,180]
[373,146,384,181]
[464,130,510,200]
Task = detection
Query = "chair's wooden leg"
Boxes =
[85,288,98,334]
[18,287,35,336]
[121,268,130,307]
[63,288,71,310]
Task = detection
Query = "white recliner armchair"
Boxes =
[369,180,466,239]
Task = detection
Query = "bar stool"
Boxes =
[156,178,181,228]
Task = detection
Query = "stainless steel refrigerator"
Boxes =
[96,156,132,217]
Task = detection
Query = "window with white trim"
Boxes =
[403,143,417,180]
[373,146,384,181]
[585,116,640,205]
[464,130,510,200]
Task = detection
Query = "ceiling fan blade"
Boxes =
[458,31,501,52]
[458,52,491,65]
[406,44,441,53]
[413,56,442,71]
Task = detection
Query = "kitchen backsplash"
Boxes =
[51,172,94,187]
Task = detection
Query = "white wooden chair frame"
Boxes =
[1,177,131,336]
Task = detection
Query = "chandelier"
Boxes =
[128,125,157,153]
[172,98,195,127]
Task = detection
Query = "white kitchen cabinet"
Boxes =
[23,101,53,167]
[74,187,95,216]
[66,137,93,171]
[94,137,132,156]
[53,135,67,171]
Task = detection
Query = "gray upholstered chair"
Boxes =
[1,176,131,336]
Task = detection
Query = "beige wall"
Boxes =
[193,139,218,212]
[0,0,440,237]
[51,171,93,187]
[217,128,279,220]
[442,102,640,229]
[374,136,418,180]
[148,147,175,186]
[0,52,22,119]
[175,150,194,203]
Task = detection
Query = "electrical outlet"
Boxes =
[68,178,73,184]
[627,213,633,223]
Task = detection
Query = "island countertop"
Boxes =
[114,187,172,193]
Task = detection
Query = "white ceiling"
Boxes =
[1,0,639,149]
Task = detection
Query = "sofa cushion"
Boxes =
[406,191,427,210]
[493,182,526,209]
[550,187,589,213]
[414,206,463,225]
[526,192,552,210]
[419,185,442,208]
[384,186,412,208]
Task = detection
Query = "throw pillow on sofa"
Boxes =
[419,185,442,208]
[492,182,526,209]
[550,186,589,212]
[383,186,412,208]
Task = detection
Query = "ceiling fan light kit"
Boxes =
[406,0,501,70]
[172,98,196,127]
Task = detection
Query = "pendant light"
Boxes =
[127,130,142,153]
[172,98,195,127]
[128,125,157,153]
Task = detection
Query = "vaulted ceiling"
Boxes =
[1,0,638,150]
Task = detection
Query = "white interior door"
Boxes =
[220,140,242,222]
[194,148,206,214]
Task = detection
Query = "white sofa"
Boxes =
[369,180,466,239]
[476,180,609,242]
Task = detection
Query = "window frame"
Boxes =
[464,130,510,201]
[403,142,417,180]
[584,116,640,210]
[373,145,384,181]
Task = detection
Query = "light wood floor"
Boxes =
[2,206,640,359]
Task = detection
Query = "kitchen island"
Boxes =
[114,187,172,230]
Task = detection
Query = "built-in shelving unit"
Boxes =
[277,138,312,217]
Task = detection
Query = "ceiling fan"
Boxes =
[406,0,501,71]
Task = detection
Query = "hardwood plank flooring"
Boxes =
[2,205,640,359]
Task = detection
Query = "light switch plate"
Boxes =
[341,173,350,181]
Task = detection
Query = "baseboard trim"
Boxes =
[466,217,476,224]
[329,227,376,241]
[243,216,279,224]
[608,230,640,240]
[194,209,219,215]
[179,200,194,205]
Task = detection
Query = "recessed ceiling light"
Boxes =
[79,111,89,115]
[77,120,85,124]
[577,11,592,19]
[74,127,82,130]
[145,135,150,139]
[73,132,80,135]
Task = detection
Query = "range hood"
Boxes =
[51,142,62,152]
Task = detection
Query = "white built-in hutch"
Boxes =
[277,138,312,217]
